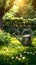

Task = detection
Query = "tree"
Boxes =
[0,0,36,19]
[0,0,15,19]
[0,0,6,18]
[3,0,33,19]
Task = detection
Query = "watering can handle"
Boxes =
[22,28,33,36]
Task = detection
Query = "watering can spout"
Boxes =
[13,33,22,43]
[15,35,22,43]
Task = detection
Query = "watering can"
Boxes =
[13,29,33,46]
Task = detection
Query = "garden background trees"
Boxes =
[0,0,36,19]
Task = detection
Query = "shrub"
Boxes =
[0,31,11,46]
[3,18,36,35]
[34,30,36,36]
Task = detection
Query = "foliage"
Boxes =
[0,30,11,46]
[3,18,36,35]
[0,29,36,65]
[0,0,36,19]
[33,30,36,36]
[0,36,36,65]
[2,0,34,20]
[0,0,36,65]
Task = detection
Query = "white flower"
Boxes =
[33,53,35,55]
[22,57,25,60]
[12,57,14,59]
[26,52,29,54]
[20,53,22,58]
[24,52,26,53]
[18,58,21,61]
[16,56,18,59]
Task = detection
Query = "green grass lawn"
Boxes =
[0,35,36,65]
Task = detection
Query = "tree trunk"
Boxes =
[32,0,36,11]
[0,0,6,19]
